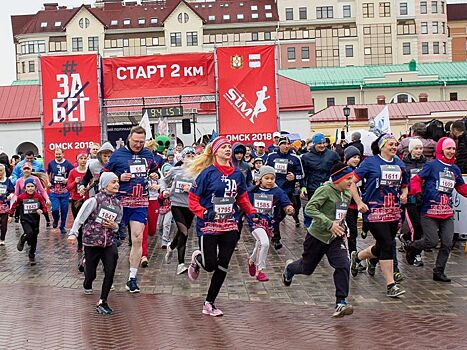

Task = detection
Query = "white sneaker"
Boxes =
[165,244,174,264]
[0,240,5,246]
[176,263,188,275]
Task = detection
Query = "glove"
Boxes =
[203,209,216,221]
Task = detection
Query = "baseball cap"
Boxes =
[273,131,281,138]
[22,162,32,170]
[254,141,265,148]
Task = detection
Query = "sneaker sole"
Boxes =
[125,285,140,293]
[202,310,223,317]
[350,251,359,277]
[282,259,294,287]
[387,290,406,298]
[177,268,188,275]
[332,305,354,318]
[96,308,112,315]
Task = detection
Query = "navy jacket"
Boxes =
[232,143,253,185]
[266,150,303,194]
[300,146,340,196]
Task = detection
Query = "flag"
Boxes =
[210,130,218,141]
[157,117,168,135]
[374,105,391,135]
[139,110,153,140]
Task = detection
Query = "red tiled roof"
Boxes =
[278,75,313,111]
[11,0,278,37]
[310,101,467,122]
[0,85,40,122]
[447,3,467,21]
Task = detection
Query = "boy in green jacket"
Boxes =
[282,162,354,318]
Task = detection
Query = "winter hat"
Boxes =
[24,178,36,187]
[351,131,362,142]
[442,137,456,150]
[254,157,264,164]
[167,149,174,157]
[408,138,423,153]
[344,146,361,162]
[312,132,326,145]
[22,162,32,170]
[211,136,231,155]
[161,163,173,175]
[76,153,87,161]
[180,146,195,159]
[278,136,290,146]
[258,165,276,179]
[330,162,354,184]
[378,133,396,149]
[291,140,302,150]
[273,131,281,138]
[99,172,118,191]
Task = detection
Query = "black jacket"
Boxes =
[300,146,340,196]
[455,133,467,174]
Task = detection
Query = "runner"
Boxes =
[350,133,408,298]
[0,164,15,246]
[282,162,355,318]
[163,147,196,274]
[104,126,160,293]
[406,137,467,282]
[14,163,50,206]
[47,148,74,234]
[11,150,45,185]
[247,166,294,281]
[88,143,100,160]
[158,163,174,248]
[187,137,256,316]
[68,172,122,315]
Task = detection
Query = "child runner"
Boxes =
[158,163,174,248]
[283,162,355,317]
[141,172,160,268]
[251,157,264,185]
[247,166,294,281]
[68,172,122,315]
[0,165,15,245]
[187,137,256,316]
[406,137,467,282]
[9,178,48,265]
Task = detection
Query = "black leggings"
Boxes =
[273,192,295,242]
[366,221,398,260]
[195,231,238,303]
[21,218,40,258]
[0,213,8,241]
[83,244,118,301]
[71,199,85,249]
[170,206,195,264]
[402,204,423,241]
[345,208,359,253]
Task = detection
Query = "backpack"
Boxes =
[425,119,445,142]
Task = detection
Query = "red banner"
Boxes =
[41,54,101,164]
[102,53,215,98]
[217,45,278,144]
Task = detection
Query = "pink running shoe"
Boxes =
[188,250,201,281]
[248,261,256,277]
[256,271,269,282]
[202,302,223,317]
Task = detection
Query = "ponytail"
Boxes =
[188,143,215,177]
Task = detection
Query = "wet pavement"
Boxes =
[0,214,466,349]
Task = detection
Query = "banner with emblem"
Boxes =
[216,45,278,145]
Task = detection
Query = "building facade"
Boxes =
[447,3,467,62]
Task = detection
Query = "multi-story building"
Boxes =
[11,0,451,82]
[447,3,467,62]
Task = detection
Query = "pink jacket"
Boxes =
[15,175,50,202]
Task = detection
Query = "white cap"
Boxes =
[254,141,265,147]
[273,131,281,138]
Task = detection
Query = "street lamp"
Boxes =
[343,105,351,133]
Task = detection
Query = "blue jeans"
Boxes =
[50,192,70,230]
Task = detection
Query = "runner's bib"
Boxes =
[95,204,119,224]
[23,199,39,214]
[212,197,234,220]
[437,171,455,193]
[410,168,420,179]
[380,165,402,187]
[54,175,65,183]
[128,158,147,179]
[335,201,349,221]
[274,158,288,175]
[0,185,7,195]
[254,193,273,215]
[175,179,192,194]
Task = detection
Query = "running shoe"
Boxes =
[202,302,223,317]
[357,262,366,272]
[433,273,451,282]
[76,247,83,253]
[366,259,376,276]
[176,263,188,275]
[96,301,113,315]
[140,256,149,268]
[414,255,424,267]
[0,240,5,246]
[29,256,36,266]
[332,301,354,318]
[46,222,51,228]
[350,251,360,277]
[273,241,283,250]
[165,244,174,264]
[52,221,58,229]
[60,228,67,235]
[188,250,201,281]
[78,257,85,273]
[398,234,410,251]
[386,284,405,298]
[17,233,27,252]
[282,259,294,287]
[248,261,256,277]
[393,272,404,283]
[83,288,93,295]
[256,271,269,282]
[125,277,140,293]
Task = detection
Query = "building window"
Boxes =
[403,42,411,55]
[251,32,259,41]
[433,41,440,54]
[363,3,374,18]
[364,47,372,55]
[442,22,446,34]
[138,18,145,25]
[170,32,182,47]
[123,18,131,26]
[420,1,427,13]
[443,42,447,54]
[79,18,90,29]
[422,42,429,54]
[450,92,458,101]
[431,1,438,13]
[20,40,46,54]
[343,5,351,17]
[299,7,307,20]
[88,37,99,51]
[287,47,296,60]
[28,61,35,73]
[385,46,392,54]
[285,8,293,20]
[187,32,198,46]
[441,1,445,13]
[347,97,356,105]
[178,13,189,23]
[72,37,83,52]
[421,22,428,34]
[432,21,438,34]
[379,2,391,17]
[363,26,371,35]
[327,97,335,107]
[264,32,271,40]
[345,45,354,57]
[400,2,408,15]
[317,6,333,19]
[22,62,25,74]
[397,94,409,103]
[384,25,391,34]
[301,47,310,59]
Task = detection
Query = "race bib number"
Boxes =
[437,171,455,193]
[274,158,288,175]
[175,179,192,194]
[23,199,39,214]
[213,197,234,220]
[254,193,273,215]
[380,165,401,187]
[54,175,65,183]
[0,185,7,195]
[410,168,420,179]
[95,204,119,224]
[335,201,349,221]
[128,158,147,178]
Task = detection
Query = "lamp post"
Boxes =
[343,105,351,133]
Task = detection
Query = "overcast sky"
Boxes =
[1,0,467,86]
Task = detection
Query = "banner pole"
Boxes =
[38,55,45,163]
[214,46,220,137]
[275,44,280,133]
[98,54,106,143]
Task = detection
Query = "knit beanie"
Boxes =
[408,138,423,153]
[211,136,231,155]
[161,163,173,174]
[351,131,362,142]
[24,178,36,187]
[258,165,276,179]
[312,132,326,145]
[278,136,290,146]
[330,162,354,184]
[442,137,456,150]
[180,146,195,159]
[344,146,361,162]
[99,172,118,191]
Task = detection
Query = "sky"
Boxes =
[1,0,467,86]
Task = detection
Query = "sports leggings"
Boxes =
[170,206,194,264]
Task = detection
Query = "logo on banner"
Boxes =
[230,55,243,69]
[224,85,270,124]
[248,54,261,68]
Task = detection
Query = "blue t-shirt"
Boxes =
[354,155,409,222]
[47,160,74,194]
[416,159,464,217]
[190,165,247,236]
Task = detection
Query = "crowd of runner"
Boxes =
[0,118,466,317]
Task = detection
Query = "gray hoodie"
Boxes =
[160,165,195,208]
